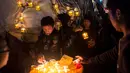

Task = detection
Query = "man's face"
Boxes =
[84,19,91,28]
[108,9,122,32]
[42,25,53,35]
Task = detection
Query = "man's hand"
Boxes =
[75,56,90,64]
[37,55,46,64]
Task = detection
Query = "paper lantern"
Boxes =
[82,32,89,40]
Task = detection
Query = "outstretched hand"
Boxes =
[75,56,90,64]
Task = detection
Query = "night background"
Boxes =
[0,0,124,73]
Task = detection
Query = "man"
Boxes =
[76,0,130,73]
[34,16,62,62]
[57,13,77,57]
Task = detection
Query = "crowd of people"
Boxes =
[0,0,130,73]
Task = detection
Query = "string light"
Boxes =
[16,0,41,33]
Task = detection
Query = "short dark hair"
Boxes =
[84,14,93,22]
[107,0,130,28]
[41,16,54,26]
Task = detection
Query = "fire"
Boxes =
[30,55,83,73]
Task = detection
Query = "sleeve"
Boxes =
[123,44,130,73]
[89,46,118,64]
[0,31,9,69]
[0,31,9,53]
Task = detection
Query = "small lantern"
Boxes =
[54,4,58,9]
[66,6,70,11]
[17,1,22,7]
[75,11,80,16]
[19,16,24,21]
[19,13,24,21]
[36,5,40,11]
[68,10,74,17]
[21,28,26,33]
[28,2,33,7]
[15,24,20,29]
[82,32,89,40]
[74,8,78,11]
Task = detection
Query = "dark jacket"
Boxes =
[34,30,62,61]
[74,28,97,58]
[89,34,130,73]
[0,31,31,73]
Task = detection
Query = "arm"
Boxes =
[0,47,9,69]
[88,46,118,64]
[123,44,130,73]
[0,34,9,69]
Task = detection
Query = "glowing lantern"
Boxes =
[66,6,70,11]
[17,1,22,7]
[68,10,74,16]
[54,4,58,9]
[28,2,33,7]
[19,16,24,21]
[15,24,20,29]
[74,8,78,11]
[36,5,40,11]
[75,11,80,16]
[21,28,26,33]
[82,32,89,40]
